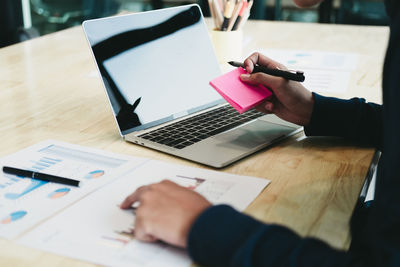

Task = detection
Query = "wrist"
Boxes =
[303,91,315,126]
[180,204,211,248]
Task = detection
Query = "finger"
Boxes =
[146,180,179,195]
[244,52,287,73]
[154,180,207,204]
[255,99,274,113]
[120,185,148,209]
[133,204,159,243]
[243,52,257,73]
[133,218,158,242]
[134,229,157,243]
[255,105,269,114]
[121,181,181,209]
[158,179,179,187]
[158,179,189,192]
[240,72,286,92]
[265,102,274,112]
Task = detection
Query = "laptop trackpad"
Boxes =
[212,120,295,149]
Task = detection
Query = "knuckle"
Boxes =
[141,189,158,203]
[251,51,259,57]
[135,209,144,220]
[147,184,155,190]
[149,182,162,191]
[161,179,174,186]
[252,72,263,80]
[141,192,152,202]
[275,77,286,87]
[134,227,146,240]
[127,194,136,202]
[143,222,153,234]
[137,185,146,191]
[160,179,170,184]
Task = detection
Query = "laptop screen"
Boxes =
[83,5,223,135]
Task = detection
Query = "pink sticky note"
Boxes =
[209,68,273,114]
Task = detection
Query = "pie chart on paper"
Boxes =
[1,210,27,224]
[48,188,71,199]
[85,170,105,179]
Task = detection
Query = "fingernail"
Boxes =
[240,74,250,79]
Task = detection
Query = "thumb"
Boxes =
[240,72,285,94]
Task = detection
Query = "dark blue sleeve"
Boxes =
[304,93,383,150]
[188,205,353,267]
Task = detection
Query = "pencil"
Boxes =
[232,0,248,31]
[212,0,224,29]
[208,0,218,29]
[221,0,235,31]
[235,0,252,30]
[227,0,243,31]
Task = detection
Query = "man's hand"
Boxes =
[240,52,314,126]
[120,180,211,248]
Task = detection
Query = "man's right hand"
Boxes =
[240,52,314,126]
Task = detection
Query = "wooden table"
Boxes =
[0,19,388,266]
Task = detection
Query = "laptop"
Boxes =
[82,4,302,168]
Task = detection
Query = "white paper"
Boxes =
[19,160,270,267]
[259,49,358,94]
[0,140,148,239]
[365,168,377,202]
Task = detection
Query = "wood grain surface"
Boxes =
[0,19,387,266]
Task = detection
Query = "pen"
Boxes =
[231,0,247,30]
[3,166,80,187]
[228,61,305,82]
[227,0,243,31]
[235,0,253,30]
[221,0,235,31]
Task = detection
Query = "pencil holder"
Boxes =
[210,29,243,65]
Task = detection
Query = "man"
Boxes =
[120,0,400,265]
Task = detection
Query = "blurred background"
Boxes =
[0,0,388,48]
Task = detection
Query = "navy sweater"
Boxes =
[187,1,400,266]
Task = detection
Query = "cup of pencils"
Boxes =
[208,0,253,64]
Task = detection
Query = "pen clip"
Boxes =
[287,69,304,75]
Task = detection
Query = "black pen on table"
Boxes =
[3,166,80,187]
[228,61,305,82]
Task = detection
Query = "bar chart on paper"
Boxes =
[0,140,145,239]
[2,157,61,200]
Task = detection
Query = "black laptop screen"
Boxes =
[83,5,223,135]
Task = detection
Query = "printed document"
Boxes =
[260,49,358,94]
[0,140,269,267]
[0,140,147,238]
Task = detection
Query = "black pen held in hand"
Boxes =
[3,166,80,187]
[228,61,305,82]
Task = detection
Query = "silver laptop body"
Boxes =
[82,4,302,168]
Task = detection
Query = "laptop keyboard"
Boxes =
[138,105,265,149]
